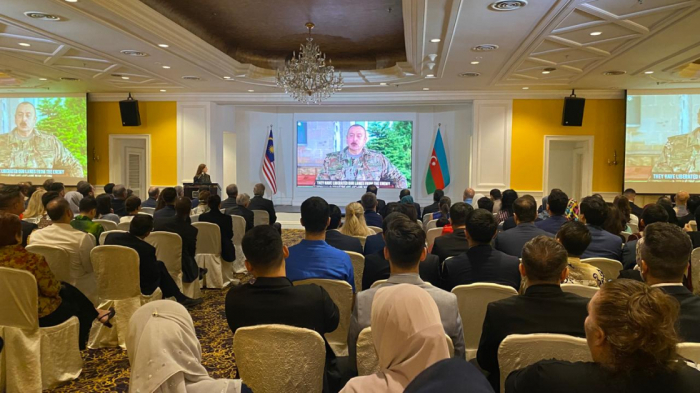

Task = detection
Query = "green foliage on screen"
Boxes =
[365,121,413,187]
[35,97,88,170]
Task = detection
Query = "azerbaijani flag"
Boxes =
[426,127,450,194]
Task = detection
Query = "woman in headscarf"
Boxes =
[340,202,375,237]
[341,284,450,392]
[127,300,245,393]
[400,195,419,221]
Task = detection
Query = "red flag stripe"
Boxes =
[429,148,445,189]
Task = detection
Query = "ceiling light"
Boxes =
[158,44,169,48]
[120,50,148,57]
[160,89,166,92]
[423,88,430,91]
[590,32,602,36]
[223,76,231,79]
[472,44,499,52]
[489,1,528,11]
[24,12,62,21]
[121,76,130,80]
[426,74,435,78]
[60,77,80,81]
[162,65,170,69]
[471,61,480,65]
[430,38,441,43]
[603,70,626,76]
[458,72,481,78]
[65,0,78,2]
[379,82,387,86]
[39,78,47,81]
[522,87,529,90]
[644,71,654,74]
[18,43,31,47]
[247,89,255,92]
[542,71,550,74]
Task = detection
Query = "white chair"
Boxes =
[356,327,455,376]
[99,230,127,245]
[369,279,387,289]
[691,248,700,295]
[145,232,184,291]
[253,210,270,226]
[452,283,518,360]
[294,278,353,357]
[192,222,229,288]
[498,333,592,393]
[581,258,623,281]
[220,208,225,213]
[344,251,365,291]
[690,220,698,232]
[353,236,367,247]
[190,214,200,223]
[422,213,433,227]
[88,246,162,349]
[25,244,72,283]
[231,215,248,274]
[426,219,438,230]
[368,226,382,234]
[116,221,131,231]
[94,219,117,231]
[628,223,639,234]
[233,324,325,393]
[426,227,443,250]
[561,283,599,298]
[141,207,155,215]
[0,267,83,391]
[677,342,700,363]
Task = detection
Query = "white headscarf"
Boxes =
[126,300,242,393]
[341,284,449,393]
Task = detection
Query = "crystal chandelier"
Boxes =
[276,22,343,104]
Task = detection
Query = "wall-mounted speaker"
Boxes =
[562,96,585,127]
[119,93,141,126]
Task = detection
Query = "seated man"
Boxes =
[225,225,340,391]
[285,197,355,291]
[535,189,569,235]
[495,196,552,257]
[463,187,475,205]
[153,187,178,221]
[361,192,383,228]
[325,204,363,254]
[221,184,238,209]
[364,184,386,216]
[431,202,472,263]
[119,196,142,223]
[477,236,589,391]
[348,215,465,371]
[248,183,279,228]
[142,187,159,208]
[225,193,254,232]
[501,195,543,231]
[198,194,235,263]
[363,202,411,256]
[104,215,202,307]
[579,196,623,261]
[153,197,201,286]
[0,185,37,246]
[111,184,128,217]
[423,189,444,217]
[622,204,668,269]
[70,197,105,245]
[639,222,700,342]
[477,196,494,212]
[557,221,605,287]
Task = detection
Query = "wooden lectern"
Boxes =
[183,183,221,200]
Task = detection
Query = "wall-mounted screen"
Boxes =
[0,95,87,185]
[296,120,412,188]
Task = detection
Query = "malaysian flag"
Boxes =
[262,129,277,194]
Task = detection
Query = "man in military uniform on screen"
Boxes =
[0,102,83,177]
[316,124,407,188]
[651,108,700,178]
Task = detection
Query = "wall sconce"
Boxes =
[607,149,618,166]
[92,147,100,162]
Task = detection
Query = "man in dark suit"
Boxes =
[477,236,589,391]
[361,192,383,228]
[225,193,254,232]
[248,183,278,226]
[364,184,386,217]
[580,196,623,261]
[0,185,37,246]
[495,196,553,257]
[639,222,700,342]
[198,194,235,263]
[221,184,238,210]
[111,184,128,217]
[141,187,159,208]
[442,209,521,291]
[153,187,178,221]
[431,202,472,263]
[399,189,422,218]
[536,189,569,235]
[326,204,363,253]
[622,204,668,269]
[153,197,200,285]
[624,188,644,218]
[422,189,444,218]
[104,215,202,307]
[225,225,341,391]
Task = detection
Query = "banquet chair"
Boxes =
[94,219,118,231]
[117,221,131,231]
[190,214,200,223]
[145,232,184,292]
[233,324,325,393]
[426,219,438,230]
[293,278,353,357]
[99,230,127,246]
[422,213,433,228]
[628,223,639,234]
[452,283,518,360]
[677,343,700,363]
[581,258,623,281]
[192,222,230,288]
[0,267,83,392]
[368,226,382,234]
[88,246,162,349]
[231,215,248,274]
[690,220,698,232]
[370,279,387,289]
[498,333,591,393]
[344,251,364,291]
[691,248,700,295]
[141,207,155,215]
[353,236,367,248]
[426,227,443,250]
[253,210,270,226]
[25,244,72,283]
[561,283,599,298]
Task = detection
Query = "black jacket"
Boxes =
[225,204,254,232]
[441,244,521,292]
[21,220,37,247]
[361,250,441,290]
[363,210,383,228]
[494,223,553,258]
[431,228,469,263]
[630,202,644,218]
[363,233,385,256]
[659,285,700,342]
[221,197,237,209]
[248,195,277,225]
[104,232,161,295]
[199,209,235,262]
[153,216,199,283]
[423,202,440,217]
[111,197,127,217]
[325,230,363,254]
[153,205,177,221]
[142,197,158,208]
[193,173,211,184]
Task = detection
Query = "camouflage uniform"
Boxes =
[316,147,407,188]
[0,128,84,177]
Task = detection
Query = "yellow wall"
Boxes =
[511,99,625,192]
[87,101,177,186]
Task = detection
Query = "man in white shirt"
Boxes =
[29,197,97,304]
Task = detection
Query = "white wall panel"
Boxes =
[177,103,210,184]
[471,100,512,191]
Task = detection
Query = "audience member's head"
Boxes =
[640,204,669,231]
[148,186,160,200]
[24,184,37,200]
[197,190,210,206]
[0,212,22,246]
[656,199,679,226]
[77,182,94,197]
[207,194,221,210]
[513,196,537,224]
[104,183,115,195]
[328,204,342,230]
[613,195,632,222]
[380,211,406,234]
[43,178,55,191]
[640,222,692,284]
[95,194,113,215]
[556,221,591,258]
[465,209,498,245]
[361,192,378,211]
[78,196,98,218]
[490,189,502,201]
[46,198,72,222]
[175,198,192,219]
[342,202,371,236]
[463,188,475,201]
[399,189,410,200]
[623,188,636,202]
[48,182,65,196]
[126,189,134,198]
[226,184,238,198]
[366,184,378,195]
[300,197,330,234]
[520,236,568,284]
[175,186,184,198]
[432,189,444,203]
[0,185,25,215]
[242,225,287,276]
[253,183,265,197]
[657,196,673,209]
[400,194,414,205]
[580,196,607,227]
[449,202,472,228]
[676,191,689,207]
[477,197,493,212]
[385,216,426,270]
[236,193,250,208]
[547,189,569,216]
[129,214,154,238]
[126,196,141,214]
[23,189,46,218]
[501,189,518,213]
[112,184,127,199]
[161,187,177,205]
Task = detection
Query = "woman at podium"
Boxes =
[193,163,211,184]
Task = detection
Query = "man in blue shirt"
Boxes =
[579,196,623,261]
[535,189,569,235]
[286,197,356,292]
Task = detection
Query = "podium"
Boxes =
[183,183,221,200]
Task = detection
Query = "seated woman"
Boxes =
[192,190,211,215]
[127,300,246,392]
[341,284,450,392]
[23,189,47,224]
[432,197,453,233]
[95,194,120,225]
[506,279,700,392]
[340,202,375,237]
[0,213,114,349]
[119,196,142,223]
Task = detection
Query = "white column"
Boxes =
[471,100,512,192]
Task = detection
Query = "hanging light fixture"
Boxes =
[276,22,343,104]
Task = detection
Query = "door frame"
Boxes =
[108,134,151,192]
[542,135,594,199]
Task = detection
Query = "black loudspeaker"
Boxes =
[562,97,585,126]
[119,95,141,126]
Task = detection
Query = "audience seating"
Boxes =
[677,343,700,363]
[144,232,184,292]
[582,258,623,281]
[94,219,117,231]
[368,226,382,234]
[344,251,365,292]
[353,235,367,248]
[140,207,155,215]
[628,223,639,234]
[452,283,518,360]
[425,219,438,230]
[561,283,599,298]
[88,246,162,349]
[253,210,270,226]
[231,215,247,274]
[691,248,700,296]
[293,278,353,357]
[25,244,72,283]
[369,279,387,289]
[422,213,433,227]
[190,214,200,223]
[690,220,698,232]
[233,324,325,393]
[0,267,83,391]
[355,327,455,376]
[116,221,131,231]
[192,222,229,288]
[498,333,592,393]
[99,230,126,245]
[426,227,443,250]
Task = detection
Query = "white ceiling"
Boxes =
[0,0,698,98]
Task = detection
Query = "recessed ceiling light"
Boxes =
[423,88,430,91]
[489,0,529,11]
[247,89,255,92]
[158,44,169,48]
[18,43,31,47]
[120,50,148,57]
[65,0,78,2]
[603,70,626,76]
[39,78,47,81]
[426,74,435,78]
[542,71,550,74]
[472,44,499,52]
[430,38,441,43]
[223,76,231,79]
[522,87,529,90]
[471,61,480,65]
[590,32,602,36]
[162,65,170,69]
[121,76,130,80]
[24,12,62,21]
[160,89,166,92]
[458,72,481,78]
[644,71,654,74]
[379,82,387,86]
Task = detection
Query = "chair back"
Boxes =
[145,232,183,288]
[231,215,247,273]
[117,221,131,231]
[561,283,599,298]
[344,251,364,291]
[498,333,591,393]
[370,279,387,289]
[426,219,438,230]
[628,223,639,234]
[677,343,700,363]
[94,219,117,231]
[99,230,127,245]
[25,244,72,283]
[293,278,353,357]
[426,227,443,249]
[422,213,433,227]
[353,236,367,247]
[0,266,39,329]
[581,258,623,281]
[192,222,221,255]
[141,207,155,215]
[253,210,270,226]
[90,246,141,300]
[690,220,698,232]
[190,214,200,223]
[452,283,518,359]
[692,248,700,295]
[233,324,325,393]
[368,226,382,234]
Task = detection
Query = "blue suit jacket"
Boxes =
[363,233,385,256]
[363,211,383,228]
[580,225,623,261]
[494,223,553,258]
[535,215,568,235]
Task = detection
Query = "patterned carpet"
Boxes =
[49,229,307,392]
